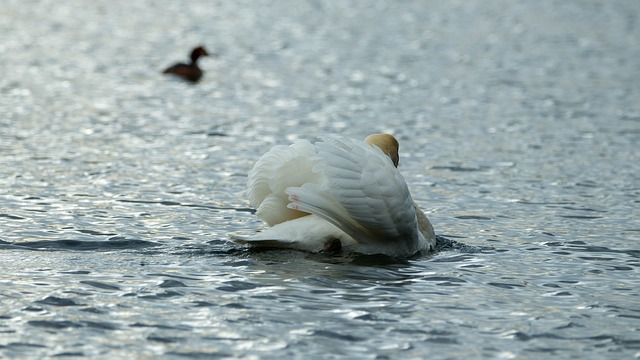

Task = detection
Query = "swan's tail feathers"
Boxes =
[254,194,307,228]
[247,140,322,226]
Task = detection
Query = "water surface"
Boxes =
[1,0,639,358]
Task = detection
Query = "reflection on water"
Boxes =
[1,0,639,358]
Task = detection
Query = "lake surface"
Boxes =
[1,0,639,358]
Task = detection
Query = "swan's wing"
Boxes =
[247,140,321,226]
[286,136,420,252]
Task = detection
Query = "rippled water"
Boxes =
[1,0,639,358]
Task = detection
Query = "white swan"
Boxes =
[231,134,436,257]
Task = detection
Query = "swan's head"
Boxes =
[365,134,399,167]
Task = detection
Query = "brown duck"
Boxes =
[163,46,209,83]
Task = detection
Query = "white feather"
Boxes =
[247,140,321,226]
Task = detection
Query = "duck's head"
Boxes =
[190,46,209,62]
[365,134,399,167]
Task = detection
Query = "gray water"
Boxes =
[1,0,639,358]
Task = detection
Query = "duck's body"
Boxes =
[163,46,208,82]
[231,134,436,258]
